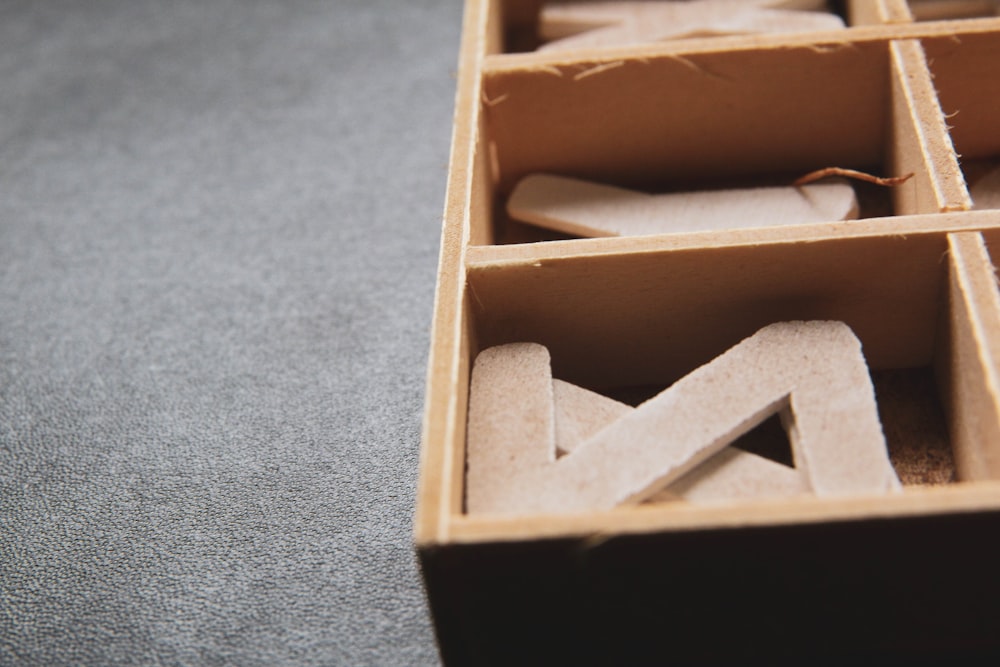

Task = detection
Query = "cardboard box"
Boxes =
[416,2,1000,663]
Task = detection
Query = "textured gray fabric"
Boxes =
[0,1,459,664]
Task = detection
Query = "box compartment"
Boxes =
[421,227,1000,665]
[467,230,991,485]
[475,37,963,244]
[491,0,898,54]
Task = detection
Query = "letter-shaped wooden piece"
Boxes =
[538,0,843,52]
[465,321,899,515]
[553,379,808,504]
[466,342,557,514]
[658,446,808,504]
[507,174,858,238]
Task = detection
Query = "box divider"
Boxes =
[447,480,1000,543]
[466,210,1000,267]
[937,231,1000,481]
[888,39,971,214]
[482,18,1000,72]
[414,0,491,546]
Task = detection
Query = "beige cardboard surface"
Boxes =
[552,378,630,456]
[554,378,809,503]
[465,342,557,514]
[481,38,892,196]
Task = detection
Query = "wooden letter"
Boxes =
[466,321,899,515]
[538,0,843,52]
[554,379,808,504]
[466,343,557,514]
[507,173,858,238]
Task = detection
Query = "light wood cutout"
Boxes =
[466,321,900,515]
[538,0,844,52]
[507,173,858,238]
[553,379,809,504]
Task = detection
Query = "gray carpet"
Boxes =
[0,1,460,664]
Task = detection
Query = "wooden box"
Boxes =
[416,1,1000,664]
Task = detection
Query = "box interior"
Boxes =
[423,0,1000,538]
[463,229,1000,515]
[473,38,952,245]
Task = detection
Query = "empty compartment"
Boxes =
[474,37,959,244]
